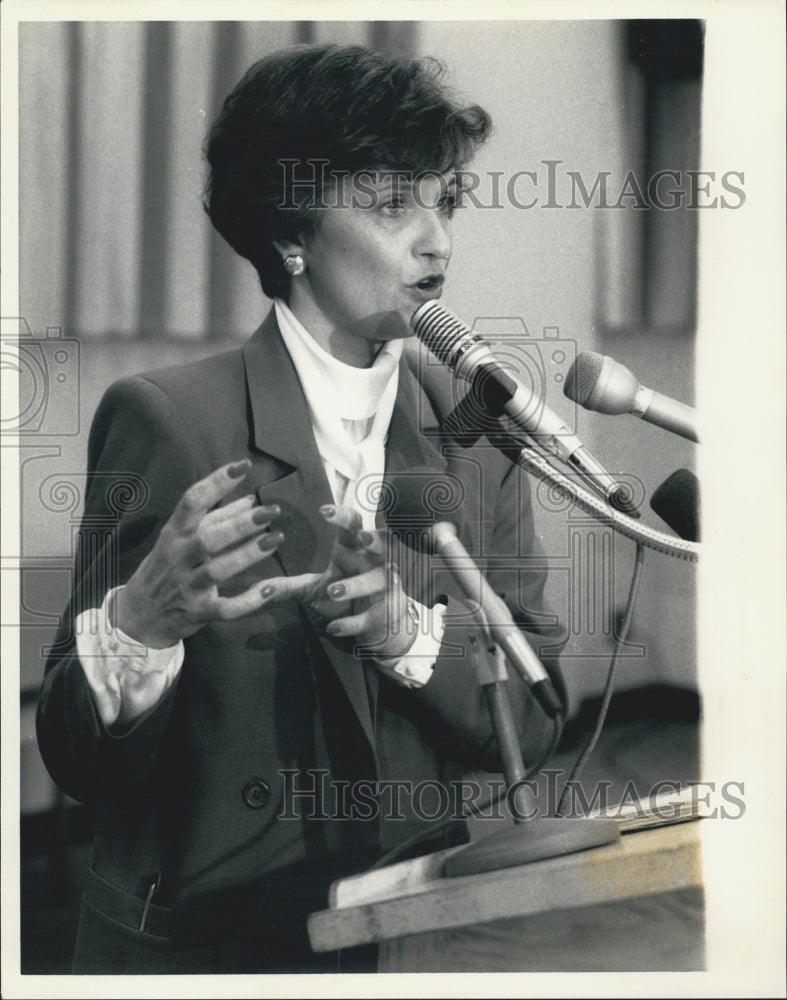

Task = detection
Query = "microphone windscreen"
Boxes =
[564,352,604,406]
[650,469,701,542]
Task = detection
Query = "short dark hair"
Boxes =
[204,44,491,299]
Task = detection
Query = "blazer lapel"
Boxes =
[242,310,377,749]
[242,310,335,575]
[382,359,449,491]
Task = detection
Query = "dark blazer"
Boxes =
[36,308,566,973]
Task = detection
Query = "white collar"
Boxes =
[274,298,402,493]
[274,298,402,421]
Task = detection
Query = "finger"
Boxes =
[197,530,283,584]
[256,572,322,605]
[357,529,387,561]
[208,573,299,621]
[325,593,413,652]
[200,503,281,554]
[324,609,375,639]
[171,460,251,530]
[211,588,271,621]
[324,516,387,577]
[320,504,364,550]
[323,602,402,644]
[202,493,257,526]
[325,566,387,604]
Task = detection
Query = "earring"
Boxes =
[283,254,305,277]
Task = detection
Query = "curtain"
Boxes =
[19,20,417,341]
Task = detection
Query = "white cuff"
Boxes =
[374,600,446,689]
[75,586,184,729]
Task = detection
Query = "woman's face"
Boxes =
[288,171,457,366]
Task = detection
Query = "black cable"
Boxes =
[555,541,646,817]
[367,539,647,861]
[366,708,564,872]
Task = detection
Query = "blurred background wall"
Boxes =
[18,17,700,811]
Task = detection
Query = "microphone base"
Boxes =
[442,817,620,878]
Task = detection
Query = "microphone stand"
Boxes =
[440,567,620,879]
[431,383,636,878]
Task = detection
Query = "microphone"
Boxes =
[564,351,699,443]
[383,469,620,878]
[428,522,563,718]
[650,469,700,542]
[383,468,562,718]
[410,300,638,516]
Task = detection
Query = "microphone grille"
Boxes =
[564,351,604,406]
[410,300,479,366]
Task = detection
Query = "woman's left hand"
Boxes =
[263,505,418,659]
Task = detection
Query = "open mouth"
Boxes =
[415,275,444,292]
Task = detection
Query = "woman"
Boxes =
[37,43,566,974]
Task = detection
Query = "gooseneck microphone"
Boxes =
[411,301,637,515]
[564,351,699,443]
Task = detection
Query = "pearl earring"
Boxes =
[284,254,305,277]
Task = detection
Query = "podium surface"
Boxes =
[307,820,704,972]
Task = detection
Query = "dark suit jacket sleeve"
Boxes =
[36,375,200,805]
[408,456,568,772]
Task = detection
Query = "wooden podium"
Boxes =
[307,820,704,972]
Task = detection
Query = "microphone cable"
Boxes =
[365,539,646,866]
[481,430,663,817]
[555,540,646,817]
[365,706,564,873]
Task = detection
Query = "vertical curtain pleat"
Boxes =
[165,22,217,338]
[643,78,701,329]
[137,22,173,338]
[594,25,646,332]
[72,23,147,337]
[205,20,249,340]
[313,21,369,47]
[369,22,418,57]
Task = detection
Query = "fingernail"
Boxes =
[358,530,375,547]
[261,584,276,599]
[325,622,342,636]
[228,460,251,478]
[252,504,280,524]
[327,582,345,600]
[259,531,284,551]
[320,504,336,519]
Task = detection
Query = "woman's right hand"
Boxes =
[113,459,283,648]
